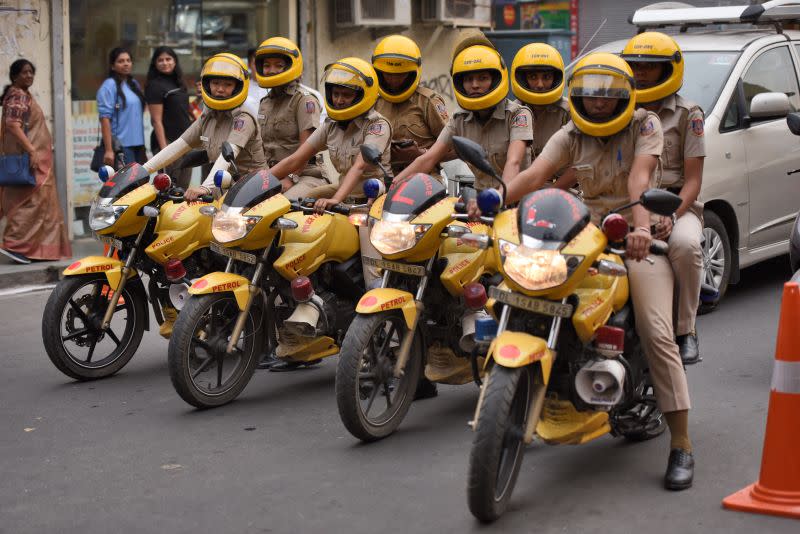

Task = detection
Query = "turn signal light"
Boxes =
[463,282,487,310]
[594,325,625,357]
[164,258,187,282]
[601,213,628,243]
[291,276,314,302]
[153,173,172,191]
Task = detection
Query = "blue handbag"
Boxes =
[0,153,36,187]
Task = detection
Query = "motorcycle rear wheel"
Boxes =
[335,312,422,442]
[168,293,262,408]
[41,274,147,381]
[467,364,533,522]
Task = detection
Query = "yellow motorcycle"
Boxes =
[41,163,219,380]
[167,166,364,408]
[334,145,497,442]
[450,138,681,521]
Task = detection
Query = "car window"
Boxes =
[721,93,741,131]
[680,52,739,115]
[742,46,800,114]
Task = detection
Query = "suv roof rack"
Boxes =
[630,1,800,33]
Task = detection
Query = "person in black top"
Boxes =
[145,46,193,188]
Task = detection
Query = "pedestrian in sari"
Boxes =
[0,59,71,263]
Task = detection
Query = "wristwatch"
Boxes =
[287,173,299,184]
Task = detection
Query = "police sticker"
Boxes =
[306,100,316,114]
[513,114,529,128]
[233,118,245,131]
[435,101,448,120]
[690,117,704,137]
[368,122,384,135]
[639,119,655,137]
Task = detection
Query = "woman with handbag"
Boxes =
[145,46,193,189]
[0,59,71,263]
[97,47,147,168]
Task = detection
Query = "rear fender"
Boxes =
[356,288,417,329]
[486,331,553,384]
[188,272,251,311]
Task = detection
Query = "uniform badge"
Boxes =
[435,101,448,120]
[639,119,655,137]
[233,118,245,131]
[690,117,704,136]
[513,114,529,128]
[368,122,384,135]
[306,100,316,114]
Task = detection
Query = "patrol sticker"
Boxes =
[368,122,384,136]
[639,119,656,137]
[233,118,245,131]
[513,114,529,128]
[435,101,448,120]
[306,100,316,114]
[690,117,704,137]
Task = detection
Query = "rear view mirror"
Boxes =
[221,142,236,163]
[360,144,382,165]
[787,112,800,136]
[452,136,496,179]
[640,189,682,216]
[750,92,791,120]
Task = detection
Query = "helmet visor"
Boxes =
[570,73,631,99]
[202,59,245,81]
[323,66,368,91]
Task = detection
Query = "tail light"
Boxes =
[463,282,487,310]
[164,258,187,282]
[601,213,628,243]
[291,276,314,302]
[594,325,625,357]
[153,173,172,192]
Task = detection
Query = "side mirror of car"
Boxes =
[749,92,791,121]
[221,141,236,163]
[360,144,382,166]
[640,188,682,217]
[787,112,800,136]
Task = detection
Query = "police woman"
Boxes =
[252,37,328,200]
[622,32,705,366]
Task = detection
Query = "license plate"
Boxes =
[96,234,123,250]
[488,286,573,318]
[363,256,426,277]
[210,242,257,265]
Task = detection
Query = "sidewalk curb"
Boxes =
[0,262,68,290]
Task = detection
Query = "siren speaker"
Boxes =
[575,359,626,407]
[168,282,191,311]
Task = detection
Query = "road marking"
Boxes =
[771,360,800,394]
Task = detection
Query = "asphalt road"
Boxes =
[1,256,798,533]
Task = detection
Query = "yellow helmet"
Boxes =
[322,57,379,121]
[511,43,565,106]
[253,37,303,88]
[372,35,422,103]
[621,32,684,104]
[567,52,636,137]
[451,45,508,111]
[201,53,249,111]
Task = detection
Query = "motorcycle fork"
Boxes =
[392,256,435,378]
[226,246,269,354]
[101,225,148,329]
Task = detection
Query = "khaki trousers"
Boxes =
[668,209,703,336]
[306,183,381,287]
[283,175,329,202]
[625,255,692,413]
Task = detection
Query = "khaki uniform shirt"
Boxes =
[437,98,533,190]
[539,108,663,224]
[257,80,326,179]
[654,94,705,188]
[307,108,392,194]
[180,105,266,174]
[374,86,449,173]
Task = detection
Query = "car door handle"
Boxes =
[788,169,800,175]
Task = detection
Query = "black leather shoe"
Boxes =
[664,448,694,490]
[414,378,438,401]
[677,333,701,365]
[257,351,280,370]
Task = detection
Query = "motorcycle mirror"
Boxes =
[221,142,236,163]
[360,144,382,165]
[640,188,682,217]
[178,149,210,169]
[452,136,507,206]
[788,112,800,136]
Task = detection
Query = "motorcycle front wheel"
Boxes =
[41,274,147,381]
[467,364,533,523]
[335,312,422,442]
[168,293,263,408]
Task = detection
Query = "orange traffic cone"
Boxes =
[722,282,800,519]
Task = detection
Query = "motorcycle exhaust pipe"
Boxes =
[574,359,626,408]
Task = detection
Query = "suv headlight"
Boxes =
[370,219,431,255]
[89,197,127,231]
[499,239,568,291]
[212,207,261,243]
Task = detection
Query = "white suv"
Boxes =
[579,1,800,310]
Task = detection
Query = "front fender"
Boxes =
[487,331,553,384]
[63,256,138,289]
[189,272,251,311]
[356,288,417,329]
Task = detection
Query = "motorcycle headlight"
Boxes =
[370,219,431,255]
[499,239,568,291]
[89,197,127,231]
[211,207,261,243]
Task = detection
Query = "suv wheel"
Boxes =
[699,210,731,315]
